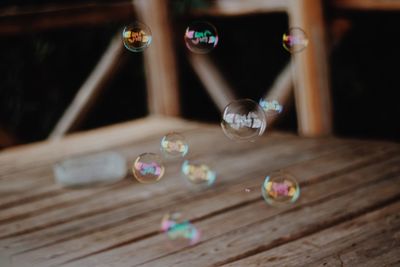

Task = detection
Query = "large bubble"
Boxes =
[221,99,267,142]
[132,153,165,183]
[161,212,200,247]
[184,21,218,54]
[282,27,308,53]
[160,132,189,158]
[122,22,152,52]
[261,171,300,206]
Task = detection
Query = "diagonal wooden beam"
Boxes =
[49,33,125,139]
[187,53,236,112]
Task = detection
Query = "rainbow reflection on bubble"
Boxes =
[184,21,218,54]
[262,171,300,206]
[132,153,164,183]
[181,160,216,189]
[282,27,309,53]
[160,132,189,158]
[221,99,266,142]
[161,212,200,247]
[122,22,152,52]
[259,98,283,117]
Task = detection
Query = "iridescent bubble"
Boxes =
[282,27,309,53]
[259,98,283,118]
[181,160,216,190]
[261,171,300,206]
[221,99,267,142]
[122,22,152,52]
[184,21,218,54]
[160,132,189,158]
[132,153,164,183]
[161,212,200,247]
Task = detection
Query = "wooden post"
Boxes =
[288,0,333,137]
[133,0,180,116]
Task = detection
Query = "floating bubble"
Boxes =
[161,212,200,247]
[181,160,216,190]
[259,98,283,118]
[245,188,251,193]
[184,21,218,54]
[132,153,164,183]
[221,99,267,142]
[261,171,300,206]
[122,22,152,52]
[160,132,189,158]
[282,27,309,53]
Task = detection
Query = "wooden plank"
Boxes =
[288,0,333,137]
[59,156,400,267]
[0,1,134,35]
[333,0,400,11]
[49,33,126,139]
[187,54,237,111]
[190,0,288,17]
[222,201,400,266]
[133,0,180,116]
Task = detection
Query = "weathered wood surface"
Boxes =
[0,117,399,266]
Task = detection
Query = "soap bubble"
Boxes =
[122,22,152,52]
[282,27,308,53]
[221,99,267,142]
[262,171,300,206]
[181,160,216,190]
[132,153,164,183]
[160,132,189,158]
[259,98,283,117]
[184,21,218,54]
[161,212,200,247]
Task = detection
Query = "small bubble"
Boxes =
[184,21,218,54]
[282,27,309,53]
[262,171,300,206]
[161,212,200,247]
[259,98,283,118]
[122,22,152,52]
[132,153,164,183]
[160,132,189,158]
[245,188,251,193]
[221,99,267,142]
[181,160,216,190]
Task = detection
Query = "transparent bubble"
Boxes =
[161,212,200,247]
[122,22,152,52]
[261,171,300,206]
[282,27,309,53]
[259,98,283,118]
[245,188,251,193]
[132,153,165,183]
[184,21,218,54]
[181,160,216,190]
[221,99,267,142]
[160,132,189,158]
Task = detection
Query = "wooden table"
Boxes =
[0,116,399,267]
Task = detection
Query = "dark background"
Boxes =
[0,0,399,149]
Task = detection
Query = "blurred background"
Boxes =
[0,0,399,149]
